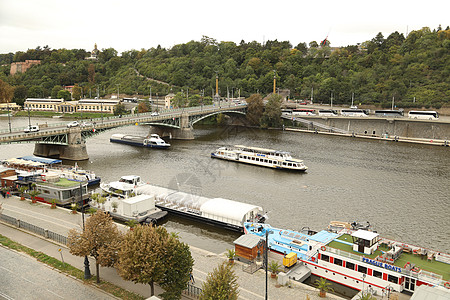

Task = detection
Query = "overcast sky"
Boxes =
[0,0,448,54]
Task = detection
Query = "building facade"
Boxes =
[10,60,41,76]
[24,98,119,114]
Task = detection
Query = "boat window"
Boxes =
[61,190,71,199]
[43,189,50,194]
[373,270,382,278]
[346,262,355,270]
[334,258,343,266]
[282,162,287,166]
[357,265,367,274]
[321,254,330,262]
[387,274,398,284]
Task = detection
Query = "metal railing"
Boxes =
[0,213,67,245]
[183,282,202,298]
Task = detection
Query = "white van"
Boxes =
[24,125,39,133]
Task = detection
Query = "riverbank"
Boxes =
[0,195,346,300]
[284,127,450,147]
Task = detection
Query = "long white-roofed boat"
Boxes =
[136,184,266,232]
[100,175,266,231]
[211,145,308,171]
[244,222,450,297]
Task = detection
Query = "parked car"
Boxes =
[151,112,159,116]
[67,121,80,128]
[24,125,39,133]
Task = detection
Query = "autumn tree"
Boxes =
[137,100,150,113]
[199,262,239,300]
[261,93,282,128]
[117,225,194,299]
[245,93,263,126]
[72,85,82,100]
[67,210,122,283]
[0,79,14,103]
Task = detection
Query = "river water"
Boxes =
[1,116,449,254]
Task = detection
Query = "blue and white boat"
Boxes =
[244,222,450,296]
[110,134,170,149]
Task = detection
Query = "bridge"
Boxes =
[0,104,246,161]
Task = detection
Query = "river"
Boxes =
[1,116,449,254]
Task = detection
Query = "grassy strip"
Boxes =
[0,234,144,300]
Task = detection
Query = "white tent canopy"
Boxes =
[200,198,263,224]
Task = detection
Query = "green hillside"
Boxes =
[1,26,449,109]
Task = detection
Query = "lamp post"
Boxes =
[80,182,91,279]
[27,105,31,127]
[7,102,11,133]
[264,229,273,300]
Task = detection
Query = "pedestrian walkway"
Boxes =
[0,196,345,300]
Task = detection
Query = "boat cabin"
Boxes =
[351,230,380,255]
[119,175,141,186]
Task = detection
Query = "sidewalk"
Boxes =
[0,196,345,300]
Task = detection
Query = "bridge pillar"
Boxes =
[150,112,194,140]
[33,129,89,161]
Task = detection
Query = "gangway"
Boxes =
[285,262,311,282]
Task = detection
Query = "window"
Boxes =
[346,262,355,270]
[357,265,367,274]
[387,275,398,284]
[373,270,382,278]
[321,254,330,262]
[334,258,343,266]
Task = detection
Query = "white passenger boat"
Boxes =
[100,175,145,197]
[244,222,450,296]
[211,145,308,171]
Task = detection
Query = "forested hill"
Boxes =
[0,26,449,109]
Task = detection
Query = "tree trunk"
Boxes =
[96,262,100,283]
[150,281,154,296]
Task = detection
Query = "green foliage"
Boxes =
[268,260,281,274]
[2,28,448,108]
[57,90,71,101]
[358,291,376,300]
[261,94,282,128]
[226,249,235,260]
[315,277,333,293]
[246,94,264,125]
[114,103,129,116]
[199,262,239,300]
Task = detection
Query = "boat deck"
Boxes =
[327,234,450,280]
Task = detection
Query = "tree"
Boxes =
[199,262,239,300]
[67,210,122,283]
[117,224,168,297]
[88,64,95,84]
[51,85,62,98]
[57,90,71,101]
[13,85,27,105]
[114,103,128,116]
[261,94,282,128]
[137,101,149,113]
[0,79,14,103]
[158,232,194,300]
[245,93,263,126]
[72,85,82,100]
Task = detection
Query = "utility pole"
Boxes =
[273,70,276,94]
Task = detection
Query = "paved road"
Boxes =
[0,246,115,300]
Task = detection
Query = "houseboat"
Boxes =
[89,194,167,224]
[244,222,450,296]
[211,145,308,171]
[110,134,170,149]
[100,175,266,232]
[15,170,89,207]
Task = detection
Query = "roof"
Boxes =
[351,230,379,241]
[200,198,263,223]
[123,194,154,204]
[410,285,450,300]
[19,155,62,165]
[234,234,262,248]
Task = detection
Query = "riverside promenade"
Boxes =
[0,196,345,300]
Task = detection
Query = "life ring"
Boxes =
[444,281,450,289]
[321,246,326,251]
[311,257,316,262]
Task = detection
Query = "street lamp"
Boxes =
[27,105,31,128]
[264,228,273,300]
[79,182,91,279]
[7,102,11,133]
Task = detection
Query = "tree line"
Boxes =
[68,210,239,300]
[1,26,449,109]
